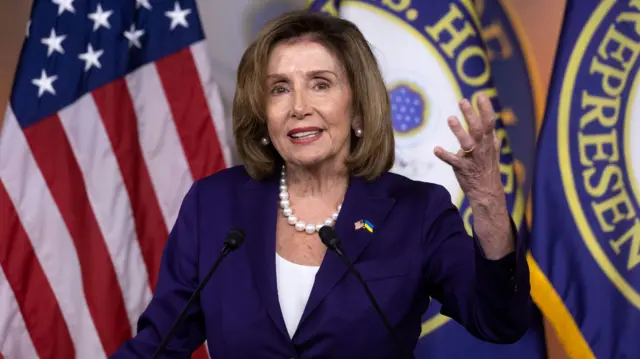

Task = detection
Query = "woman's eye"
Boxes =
[270,85,288,94]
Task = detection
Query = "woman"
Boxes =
[111,10,531,359]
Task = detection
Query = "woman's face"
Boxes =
[264,39,359,170]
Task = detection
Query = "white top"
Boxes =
[275,253,320,339]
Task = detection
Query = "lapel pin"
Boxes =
[354,219,374,233]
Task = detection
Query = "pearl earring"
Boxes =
[260,137,270,146]
[354,128,363,137]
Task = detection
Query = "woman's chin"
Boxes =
[284,154,333,169]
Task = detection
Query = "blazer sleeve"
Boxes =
[421,184,532,344]
[110,182,206,358]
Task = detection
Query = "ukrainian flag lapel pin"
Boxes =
[354,219,374,233]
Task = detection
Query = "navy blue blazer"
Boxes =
[111,165,531,358]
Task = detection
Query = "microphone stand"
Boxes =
[151,229,244,359]
[319,226,413,359]
[332,245,413,359]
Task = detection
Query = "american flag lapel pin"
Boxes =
[354,219,374,233]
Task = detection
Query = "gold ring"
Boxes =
[461,146,475,154]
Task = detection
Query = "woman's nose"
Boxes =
[291,90,312,119]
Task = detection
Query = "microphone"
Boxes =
[151,228,245,359]
[318,226,412,359]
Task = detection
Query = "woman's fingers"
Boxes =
[477,94,497,135]
[447,116,475,152]
[459,99,483,140]
[434,146,462,168]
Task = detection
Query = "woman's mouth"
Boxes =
[287,127,323,144]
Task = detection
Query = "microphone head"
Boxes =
[318,226,340,250]
[224,228,245,250]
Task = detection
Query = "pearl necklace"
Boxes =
[279,165,342,234]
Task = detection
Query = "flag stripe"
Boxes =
[0,265,39,359]
[171,44,223,358]
[0,110,105,358]
[155,46,226,180]
[3,2,230,357]
[22,115,131,355]
[192,345,211,359]
[58,92,153,334]
[0,181,74,359]
[125,64,194,230]
[190,41,232,167]
[91,79,170,292]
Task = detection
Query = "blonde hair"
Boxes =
[233,11,394,180]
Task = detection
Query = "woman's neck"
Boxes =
[284,162,349,200]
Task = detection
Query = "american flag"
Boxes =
[0,0,231,358]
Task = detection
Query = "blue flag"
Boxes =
[474,0,542,199]
[307,0,547,358]
[531,1,640,358]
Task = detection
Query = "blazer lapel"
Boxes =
[298,175,395,327]
[237,173,290,340]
